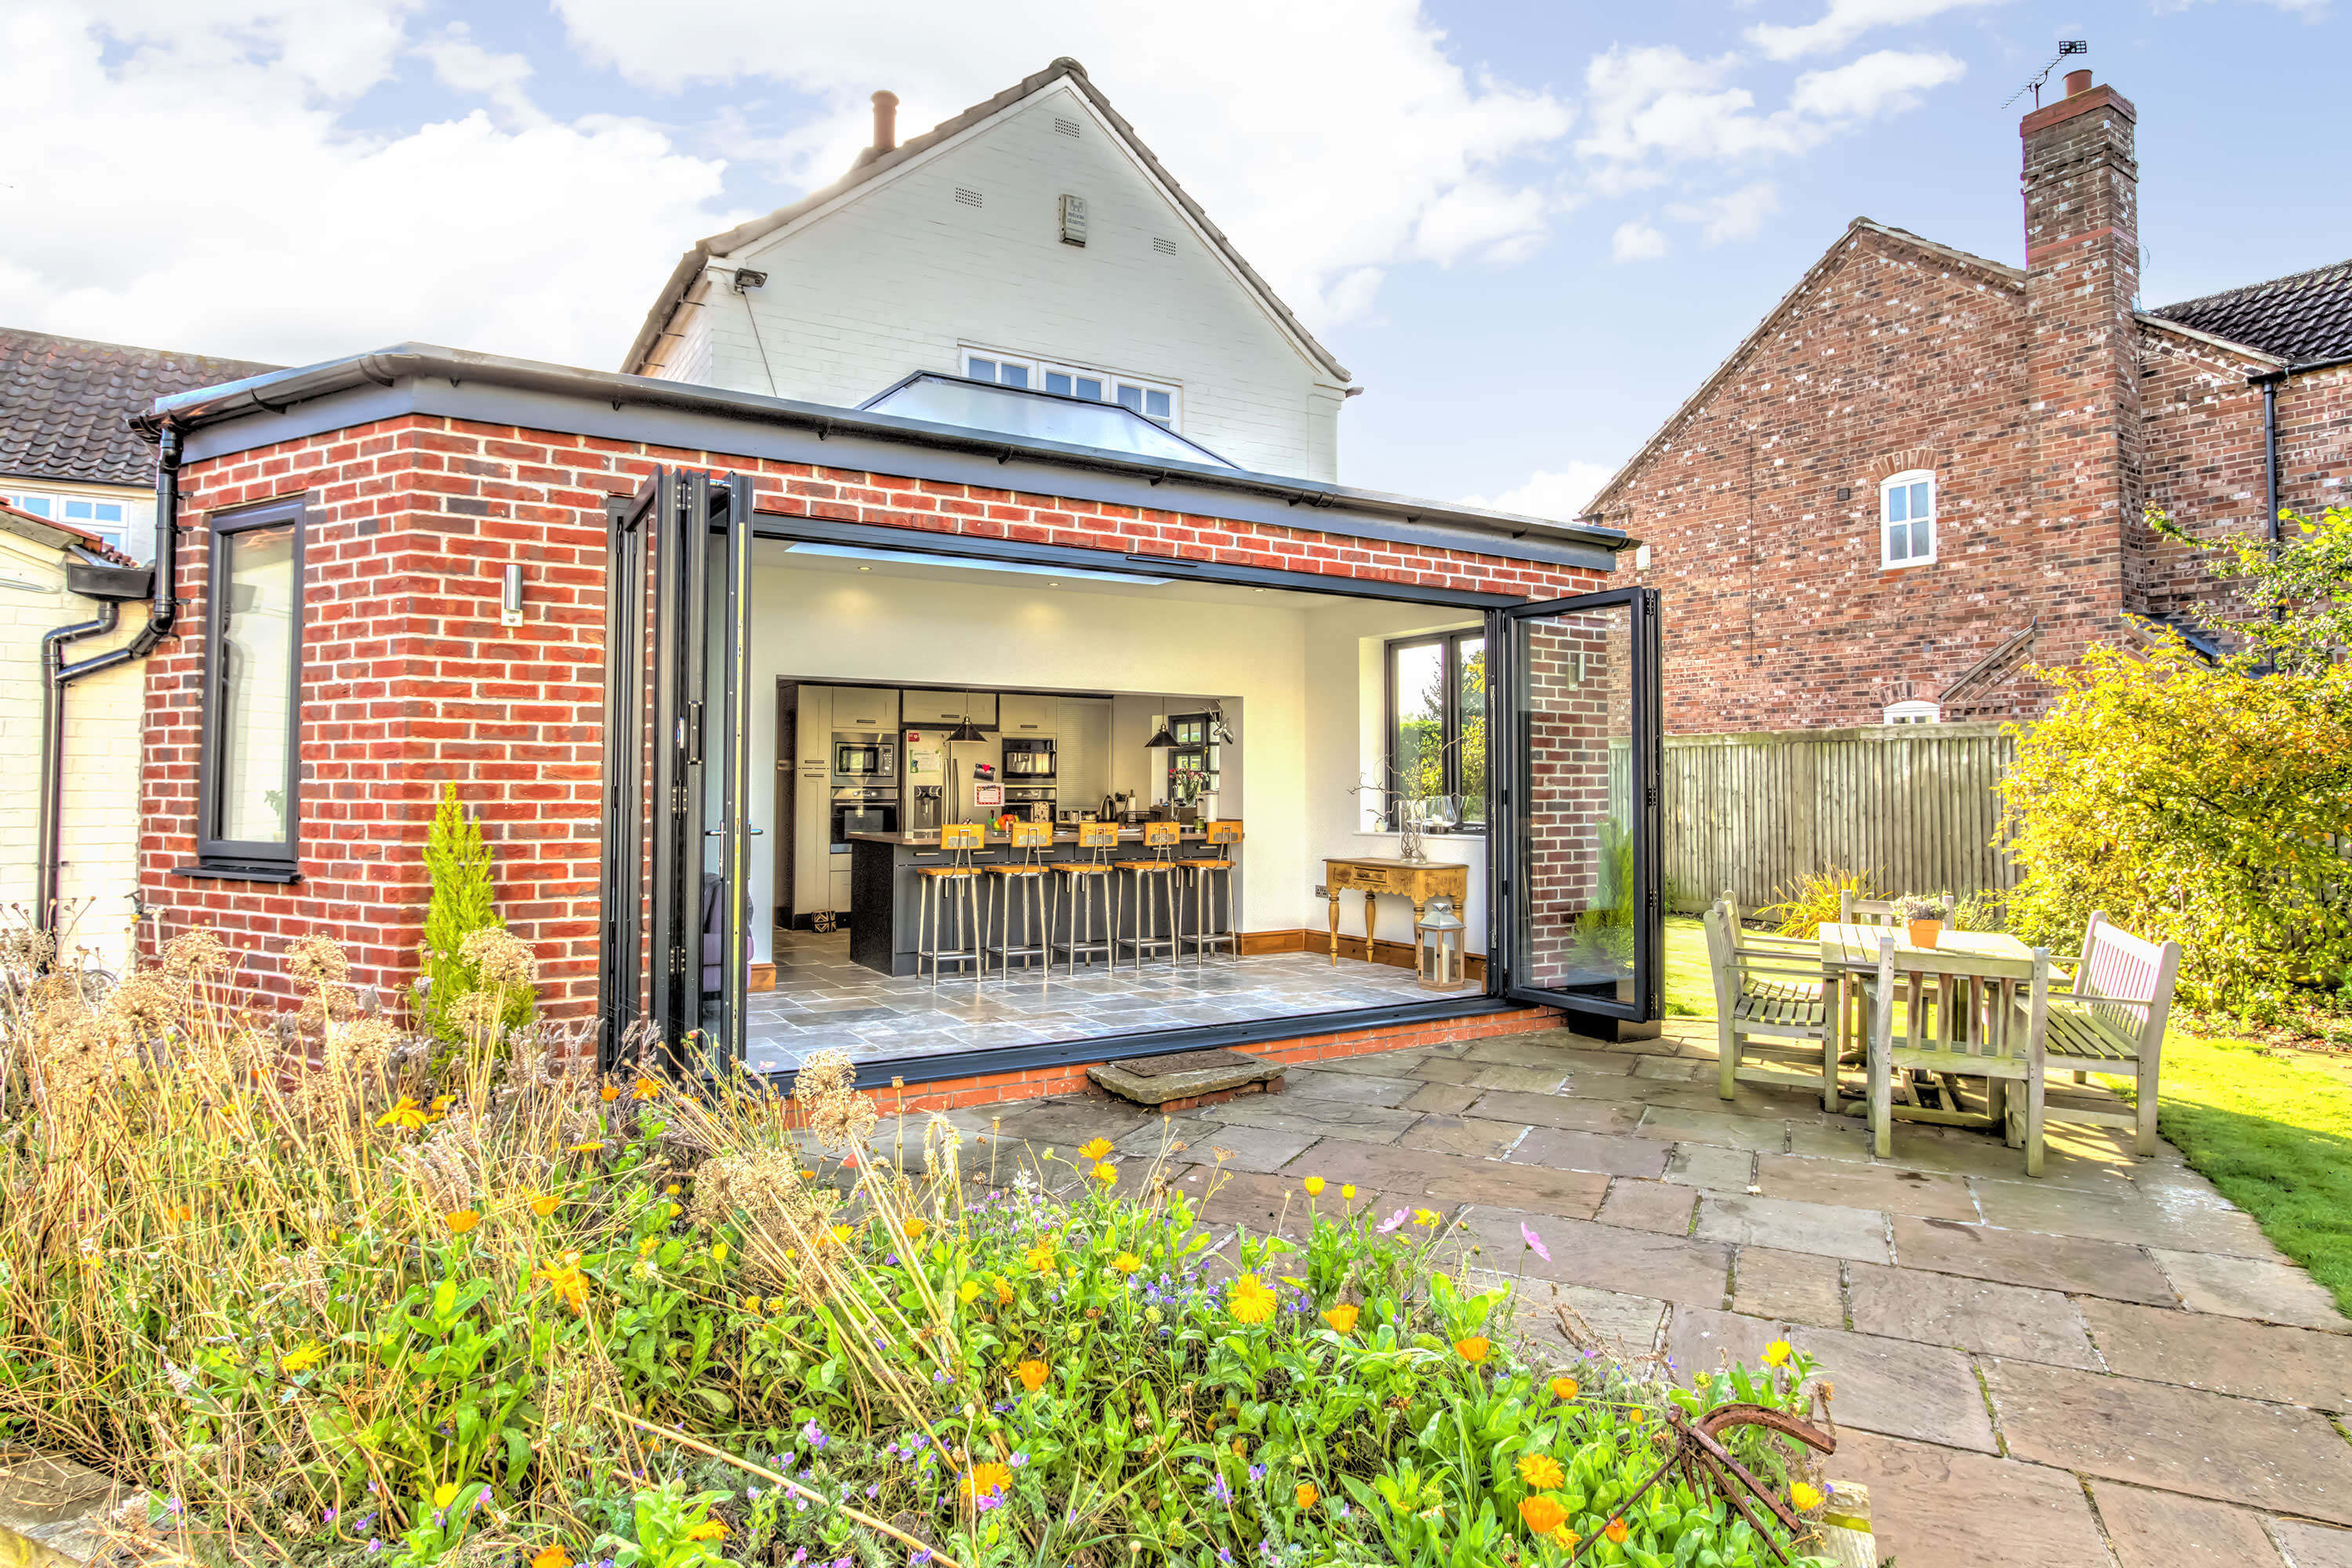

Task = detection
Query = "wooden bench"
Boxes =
[2034,912,2182,1158]
[1705,900,1835,1108]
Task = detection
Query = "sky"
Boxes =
[1,0,2342,516]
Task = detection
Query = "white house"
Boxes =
[622,58,1357,481]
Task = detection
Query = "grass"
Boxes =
[1662,907,2352,1319]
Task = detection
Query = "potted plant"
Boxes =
[1897,893,1953,949]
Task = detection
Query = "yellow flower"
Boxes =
[742,1294,760,1312]
[1413,1207,1439,1228]
[1550,1375,1580,1402]
[1516,1453,1565,1490]
[1017,1359,1049,1392]
[1341,1184,1356,1200]
[710,1242,729,1264]
[1322,1304,1359,1334]
[280,1341,326,1374]
[1792,1482,1826,1512]
[1294,1481,1319,1509]
[564,1141,604,1154]
[665,1184,681,1196]
[958,1279,981,1304]
[1303,1176,1325,1196]
[1762,1340,1792,1369]
[1092,1162,1117,1185]
[1626,1408,1644,1425]
[900,1217,928,1241]
[1112,1252,1142,1274]
[601,1083,621,1102]
[960,1461,1012,1500]
[432,1483,462,1511]
[531,1547,574,1568]
[1519,1495,1568,1536]
[1229,1274,1277,1325]
[444,1209,481,1236]
[1025,1243,1057,1273]
[529,1194,561,1218]
[1454,1335,1490,1363]
[535,1253,589,1313]
[376,1096,427,1132]
[830,1225,854,1246]
[631,1076,659,1101]
[1077,1138,1114,1161]
[684,1519,726,1541]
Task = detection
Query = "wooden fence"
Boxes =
[1664,722,2019,913]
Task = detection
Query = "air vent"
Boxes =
[1053,115,1081,138]
[1152,236,1178,257]
[954,187,983,208]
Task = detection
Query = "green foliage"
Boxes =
[1573,818,1640,963]
[1759,869,1878,939]
[2152,504,2352,677]
[417,783,534,1041]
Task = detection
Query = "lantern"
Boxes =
[1415,897,1468,992]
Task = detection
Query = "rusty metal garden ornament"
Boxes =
[1562,1401,1837,1565]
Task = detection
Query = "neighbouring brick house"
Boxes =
[129,345,1661,1108]
[1581,70,2352,732]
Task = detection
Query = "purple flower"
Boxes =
[1377,1208,1407,1234]
[1521,1221,1551,1262]
[909,1552,933,1566]
[1010,1451,1028,1468]
[365,1543,383,1557]
[321,1508,337,1525]
[802,1418,829,1450]
[1248,1465,1265,1484]
[1210,1473,1232,1505]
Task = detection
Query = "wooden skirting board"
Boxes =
[1236,928,1487,982]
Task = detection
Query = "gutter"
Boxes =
[34,424,180,949]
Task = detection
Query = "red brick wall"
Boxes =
[141,413,1608,1021]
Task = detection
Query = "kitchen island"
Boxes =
[846,828,1221,977]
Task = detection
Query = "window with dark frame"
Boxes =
[1384,630,1487,830]
[197,497,304,874]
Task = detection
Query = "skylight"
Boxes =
[859,372,1235,468]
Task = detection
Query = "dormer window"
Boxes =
[1881,470,1936,568]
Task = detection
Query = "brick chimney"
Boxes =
[2021,69,2143,646]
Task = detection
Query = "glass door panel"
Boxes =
[697,474,753,1073]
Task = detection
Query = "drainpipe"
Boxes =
[2254,371,2282,550]
[33,423,180,948]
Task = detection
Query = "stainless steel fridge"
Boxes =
[947,739,1001,824]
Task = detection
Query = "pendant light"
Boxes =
[1142,698,1178,750]
[947,694,987,743]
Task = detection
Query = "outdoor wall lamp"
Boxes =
[501,563,524,627]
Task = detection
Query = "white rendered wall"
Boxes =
[664,82,1347,480]
[0,532,147,971]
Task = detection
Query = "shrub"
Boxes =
[0,935,1838,1568]
[1759,869,1878,938]
[417,783,535,1043]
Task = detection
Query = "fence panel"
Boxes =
[1664,722,2019,912]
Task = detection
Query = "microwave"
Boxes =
[834,741,895,777]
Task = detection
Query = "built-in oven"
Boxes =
[833,732,895,779]
[1003,785,1056,822]
[830,787,898,851]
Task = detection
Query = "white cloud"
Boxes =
[1668,181,1781,244]
[0,2,735,368]
[1788,50,1966,118]
[1461,461,1619,520]
[548,0,1576,328]
[1612,220,1671,263]
[416,22,543,126]
[1747,0,2005,61]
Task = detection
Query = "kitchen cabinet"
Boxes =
[997,693,1056,733]
[822,687,897,731]
[829,868,852,913]
[792,687,833,916]
[1056,697,1112,811]
[902,690,996,728]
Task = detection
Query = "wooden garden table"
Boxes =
[1818,923,2034,1124]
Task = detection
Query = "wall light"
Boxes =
[500,563,524,627]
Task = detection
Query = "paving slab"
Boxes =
[1635,1106,1791,1152]
[1505,1281,1671,1368]
[1662,1142,1755,1191]
[1754,1154,1978,1221]
[1113,1118,1319,1173]
[2074,1296,2352,1407]
[1891,1215,2178,1305]
[1210,1098,1417,1145]
[1466,1063,1573,1094]
[1875,1126,2132,1189]
[1407,1055,1483,1084]
[1631,1054,1706,1080]
[1461,1036,1637,1072]
[2276,1520,2352,1568]
[1731,1246,1845,1329]
[2151,1247,2349,1332]
[1665,1306,1997,1451]
[1312,1050,1434,1077]
[1510,1127,1673,1178]
[1464,1088,1643,1134]
[1634,1081,1836,1122]
[1397,1113,1530,1160]
[1459,1209,1730,1307]
[1845,1261,2102,1369]
[1694,1193,1891,1265]
[1783,1122,1877,1162]
[1973,1178,2276,1256]
[1400,1081,1480,1114]
[1300,1142,1609,1218]
[1277,1069,1425,1108]
[985,1097,1162,1143]
[1987,1358,2352,1525]
[2089,1481,2285,1568]
[1828,1431,2114,1568]
[1594,1178,1697,1236]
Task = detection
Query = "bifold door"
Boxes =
[598,468,753,1073]
[1489,587,1663,1022]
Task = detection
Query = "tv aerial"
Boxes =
[2004,40,2089,109]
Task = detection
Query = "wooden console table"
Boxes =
[1324,857,1471,975]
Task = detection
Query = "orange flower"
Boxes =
[1605,1517,1629,1544]
[1294,1481,1319,1509]
[530,1548,574,1568]
[684,1519,725,1541]
[535,1252,590,1313]
[631,1076,659,1101]
[530,1194,561,1218]
[1321,1304,1359,1334]
[1626,1408,1644,1425]
[444,1208,481,1235]
[960,1461,1012,1500]
[994,1277,1014,1305]
[600,1083,620,1103]
[1454,1335,1490,1363]
[1516,1453,1565,1490]
[899,1217,927,1241]
[1550,1375,1580,1402]
[1017,1359,1049,1392]
[1077,1138,1114,1161]
[1519,1496,1568,1536]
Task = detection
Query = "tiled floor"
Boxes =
[745,928,1436,1073]
[929,1019,2352,1566]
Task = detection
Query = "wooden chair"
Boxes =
[1838,890,1904,927]
[1862,932,2054,1174]
[1704,901,1836,1110]
[2038,913,2182,1157]
[1719,888,1818,951]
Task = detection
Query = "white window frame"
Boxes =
[1879,470,1937,569]
[958,346,1181,429]
[1883,700,1940,725]
[2,488,129,552]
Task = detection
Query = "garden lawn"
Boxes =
[1663,913,1712,1018]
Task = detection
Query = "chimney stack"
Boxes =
[2063,67,2092,97]
[871,91,899,154]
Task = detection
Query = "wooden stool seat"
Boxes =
[1053,862,1113,875]
[1176,857,1232,871]
[917,865,983,878]
[986,863,1051,876]
[1113,860,1176,873]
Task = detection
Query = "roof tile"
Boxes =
[2148,258,2352,366]
[0,328,278,487]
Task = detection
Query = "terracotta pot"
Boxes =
[1907,918,1943,949]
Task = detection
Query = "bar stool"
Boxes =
[985,819,1055,978]
[1114,821,1183,970]
[1051,821,1120,975]
[1178,819,1243,964]
[915,823,985,986]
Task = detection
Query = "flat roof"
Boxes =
[140,343,1633,572]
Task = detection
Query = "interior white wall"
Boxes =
[1300,598,1490,953]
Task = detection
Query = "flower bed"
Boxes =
[0,932,1842,1566]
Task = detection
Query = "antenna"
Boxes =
[2004,40,2088,110]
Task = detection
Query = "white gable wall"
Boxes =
[662,85,1346,480]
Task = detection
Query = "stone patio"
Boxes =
[950,1020,2352,1566]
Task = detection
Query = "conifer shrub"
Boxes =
[416,783,535,1040]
